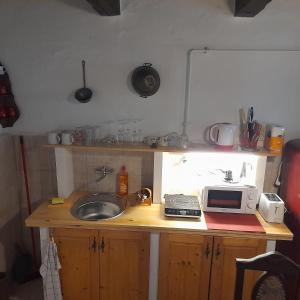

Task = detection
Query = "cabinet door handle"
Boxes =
[99,237,105,253]
[215,244,221,259]
[91,237,97,253]
[205,243,210,258]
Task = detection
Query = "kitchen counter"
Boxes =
[25,192,293,241]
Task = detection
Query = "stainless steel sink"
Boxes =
[71,193,126,221]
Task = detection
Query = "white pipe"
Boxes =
[148,232,160,300]
[182,49,193,136]
[182,48,208,137]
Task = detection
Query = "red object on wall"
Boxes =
[276,139,300,300]
[0,62,20,128]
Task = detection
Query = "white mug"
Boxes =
[48,132,61,145]
[61,132,74,145]
[209,123,237,149]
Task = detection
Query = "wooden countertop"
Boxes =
[25,192,293,241]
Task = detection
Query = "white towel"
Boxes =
[40,239,63,300]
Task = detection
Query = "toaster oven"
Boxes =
[201,185,258,214]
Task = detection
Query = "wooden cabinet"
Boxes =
[53,228,149,300]
[99,230,149,300]
[53,229,99,300]
[158,233,266,300]
[209,237,266,300]
[158,233,213,300]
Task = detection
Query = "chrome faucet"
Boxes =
[95,166,114,182]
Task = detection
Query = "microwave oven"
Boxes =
[201,185,258,214]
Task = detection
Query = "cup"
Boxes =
[240,121,262,151]
[158,136,169,147]
[48,132,61,145]
[144,136,158,146]
[73,127,87,145]
[61,132,74,145]
[84,126,95,145]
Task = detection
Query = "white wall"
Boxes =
[0,0,300,138]
[188,50,300,142]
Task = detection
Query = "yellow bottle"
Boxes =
[118,165,128,196]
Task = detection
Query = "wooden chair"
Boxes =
[234,251,300,300]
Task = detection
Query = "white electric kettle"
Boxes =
[208,123,237,149]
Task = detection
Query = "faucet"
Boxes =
[95,166,114,182]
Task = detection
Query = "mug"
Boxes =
[48,132,61,145]
[61,132,74,145]
[209,123,237,149]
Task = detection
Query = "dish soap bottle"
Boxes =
[118,165,128,196]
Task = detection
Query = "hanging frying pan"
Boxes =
[131,63,160,98]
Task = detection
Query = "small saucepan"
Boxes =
[131,63,160,98]
[75,60,93,103]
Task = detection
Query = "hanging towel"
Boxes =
[40,239,63,300]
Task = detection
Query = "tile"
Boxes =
[263,156,281,193]
[81,153,142,193]
[141,153,154,188]
[73,151,88,191]
[128,175,142,193]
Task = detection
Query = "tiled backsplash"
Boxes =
[263,156,281,194]
[73,150,154,193]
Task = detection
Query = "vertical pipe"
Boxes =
[148,232,160,300]
[182,49,193,136]
[182,48,208,137]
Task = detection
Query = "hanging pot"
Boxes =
[131,63,160,98]
[0,63,20,128]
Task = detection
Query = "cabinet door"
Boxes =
[99,230,150,300]
[53,228,99,300]
[209,237,266,300]
[158,233,213,300]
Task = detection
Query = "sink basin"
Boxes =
[71,193,126,221]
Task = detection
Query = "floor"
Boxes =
[9,278,43,300]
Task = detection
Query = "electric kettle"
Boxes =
[208,123,237,149]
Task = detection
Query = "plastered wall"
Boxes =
[0,0,300,137]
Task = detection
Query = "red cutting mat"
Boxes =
[204,212,265,233]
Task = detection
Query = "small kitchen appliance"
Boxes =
[258,193,285,223]
[164,194,201,218]
[208,123,237,149]
[201,185,258,214]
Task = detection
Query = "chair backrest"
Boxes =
[234,251,300,300]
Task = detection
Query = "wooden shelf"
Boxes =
[43,143,280,156]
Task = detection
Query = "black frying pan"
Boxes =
[131,63,160,98]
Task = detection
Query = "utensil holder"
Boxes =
[240,125,260,151]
